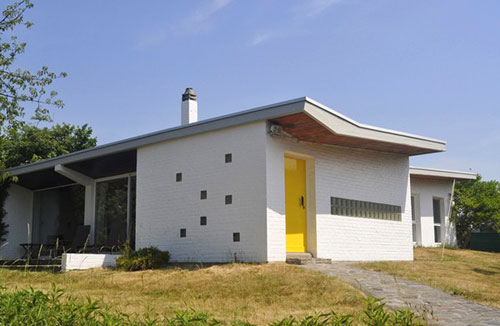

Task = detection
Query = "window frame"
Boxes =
[93,173,136,247]
[432,197,443,244]
[411,195,417,243]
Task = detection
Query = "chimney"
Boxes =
[181,88,198,125]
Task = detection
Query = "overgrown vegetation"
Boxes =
[0,264,365,324]
[116,246,170,271]
[358,248,500,309]
[453,176,500,248]
[0,286,425,326]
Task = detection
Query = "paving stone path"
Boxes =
[301,262,500,326]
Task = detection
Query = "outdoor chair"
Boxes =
[69,225,92,253]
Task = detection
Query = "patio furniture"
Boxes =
[69,225,92,253]
[19,243,43,259]
[45,235,64,257]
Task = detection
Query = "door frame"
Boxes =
[284,151,316,256]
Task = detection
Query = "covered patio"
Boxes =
[8,150,137,258]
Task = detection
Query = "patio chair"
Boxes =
[69,225,91,253]
[45,235,64,257]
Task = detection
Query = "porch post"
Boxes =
[54,164,95,244]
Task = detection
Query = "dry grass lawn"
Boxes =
[358,248,500,308]
[0,263,366,324]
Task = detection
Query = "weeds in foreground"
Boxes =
[0,286,428,325]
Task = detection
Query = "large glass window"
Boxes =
[95,176,136,248]
[32,185,85,245]
[128,176,136,249]
[433,198,442,243]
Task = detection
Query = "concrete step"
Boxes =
[286,253,331,265]
[286,252,312,265]
[313,258,332,264]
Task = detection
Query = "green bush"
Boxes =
[116,246,170,271]
[0,287,428,326]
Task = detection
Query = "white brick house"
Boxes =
[1,90,475,263]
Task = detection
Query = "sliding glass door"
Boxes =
[95,175,136,248]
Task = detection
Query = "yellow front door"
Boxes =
[285,157,307,252]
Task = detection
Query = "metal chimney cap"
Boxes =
[182,88,197,101]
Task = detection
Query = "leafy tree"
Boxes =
[0,0,66,135]
[2,123,96,168]
[453,176,500,248]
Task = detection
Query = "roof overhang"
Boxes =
[410,166,477,181]
[271,98,446,155]
[4,97,447,187]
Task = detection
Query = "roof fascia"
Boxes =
[409,167,477,180]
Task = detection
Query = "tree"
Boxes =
[0,0,66,135]
[2,123,97,168]
[453,176,500,248]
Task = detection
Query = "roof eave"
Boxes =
[410,167,477,180]
[303,99,447,155]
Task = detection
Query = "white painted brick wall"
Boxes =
[266,134,413,261]
[62,253,120,271]
[136,122,268,262]
[410,178,456,247]
[1,184,33,259]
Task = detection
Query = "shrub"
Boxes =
[116,246,170,271]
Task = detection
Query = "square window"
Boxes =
[225,195,232,205]
[176,173,182,182]
[180,228,186,238]
[225,153,232,163]
[200,190,207,200]
[233,232,240,242]
[200,216,207,225]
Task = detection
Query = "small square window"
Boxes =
[200,216,207,226]
[176,173,182,182]
[201,190,207,200]
[225,195,232,205]
[180,228,186,238]
[233,232,240,242]
[225,153,232,163]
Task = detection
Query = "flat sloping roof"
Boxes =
[410,166,477,181]
[4,97,447,177]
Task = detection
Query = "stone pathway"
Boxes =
[301,262,500,326]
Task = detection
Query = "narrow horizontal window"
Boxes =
[331,197,402,221]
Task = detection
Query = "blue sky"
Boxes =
[16,0,500,180]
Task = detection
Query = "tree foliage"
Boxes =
[0,0,66,134]
[2,123,96,168]
[453,176,500,248]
